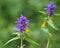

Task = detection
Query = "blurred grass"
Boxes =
[0,0,60,48]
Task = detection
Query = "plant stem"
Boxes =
[20,37,23,48]
[20,33,23,48]
[46,40,49,48]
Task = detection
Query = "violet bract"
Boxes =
[45,2,56,16]
[15,15,29,33]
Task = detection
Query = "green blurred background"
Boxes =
[0,0,60,48]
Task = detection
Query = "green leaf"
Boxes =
[41,28,52,41]
[41,28,51,36]
[54,14,60,16]
[4,36,20,46]
[12,32,19,35]
[38,11,46,14]
[38,11,60,16]
[25,37,40,46]
[47,19,58,30]
[24,34,40,46]
[41,28,49,33]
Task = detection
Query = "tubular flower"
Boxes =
[41,19,47,28]
[15,15,29,33]
[45,2,56,17]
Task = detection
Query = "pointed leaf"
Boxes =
[38,11,46,14]
[41,28,51,36]
[41,28,52,41]
[41,28,49,33]
[24,34,40,46]
[47,19,58,30]
[4,36,20,46]
[54,14,60,16]
[25,37,40,46]
[12,32,19,35]
[38,11,60,16]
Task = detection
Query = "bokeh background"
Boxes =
[0,0,60,48]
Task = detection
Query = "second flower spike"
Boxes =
[45,2,56,17]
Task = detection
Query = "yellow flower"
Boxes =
[41,19,47,28]
[25,28,30,33]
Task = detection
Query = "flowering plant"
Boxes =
[3,2,59,48]
[40,2,59,48]
[4,15,39,48]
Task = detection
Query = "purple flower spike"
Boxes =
[45,2,56,16]
[15,15,29,33]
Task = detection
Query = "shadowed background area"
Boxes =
[0,0,60,48]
